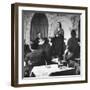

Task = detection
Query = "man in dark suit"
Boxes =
[65,30,80,75]
[24,42,46,77]
[34,33,52,65]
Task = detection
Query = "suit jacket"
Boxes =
[25,49,45,66]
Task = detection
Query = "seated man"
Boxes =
[34,33,52,65]
[65,29,80,75]
[67,29,80,60]
[24,42,46,77]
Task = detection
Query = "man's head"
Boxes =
[71,29,76,38]
[37,33,42,39]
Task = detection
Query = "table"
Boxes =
[31,64,75,77]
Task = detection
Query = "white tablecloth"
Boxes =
[31,64,74,77]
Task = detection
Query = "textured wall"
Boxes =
[22,11,80,45]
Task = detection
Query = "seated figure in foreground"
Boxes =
[65,29,80,75]
[24,42,46,77]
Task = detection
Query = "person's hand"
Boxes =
[28,60,32,65]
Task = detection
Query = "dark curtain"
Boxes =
[30,13,48,41]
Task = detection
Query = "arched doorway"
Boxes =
[30,13,48,41]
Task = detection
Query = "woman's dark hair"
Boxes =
[58,22,62,28]
[71,29,76,37]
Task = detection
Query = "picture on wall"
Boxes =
[11,3,88,87]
